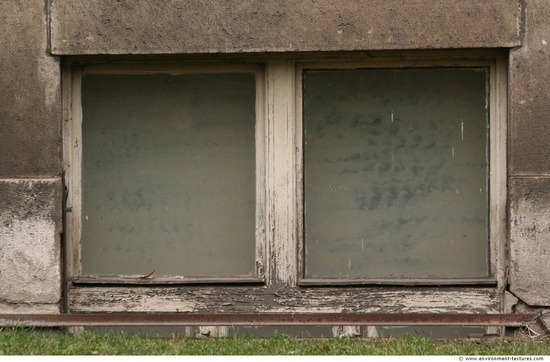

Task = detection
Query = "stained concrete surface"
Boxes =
[509,0,550,175]
[0,1,62,313]
[510,178,550,306]
[0,1,61,177]
[0,179,61,310]
[50,0,521,55]
[507,0,550,306]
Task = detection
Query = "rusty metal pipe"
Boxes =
[0,313,540,328]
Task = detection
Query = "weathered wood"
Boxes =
[71,276,265,285]
[69,286,499,314]
[63,65,83,278]
[266,61,299,287]
[489,57,509,296]
[298,278,497,286]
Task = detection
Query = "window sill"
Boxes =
[69,275,265,286]
[298,278,497,287]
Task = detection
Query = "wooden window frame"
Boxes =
[63,52,508,334]
[64,62,267,284]
[295,60,506,286]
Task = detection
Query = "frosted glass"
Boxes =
[303,68,489,278]
[81,72,256,276]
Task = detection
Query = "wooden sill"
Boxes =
[69,275,265,285]
[298,278,497,287]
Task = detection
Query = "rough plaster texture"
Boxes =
[509,0,550,175]
[0,1,61,177]
[507,0,550,308]
[509,178,550,306]
[0,179,62,312]
[50,0,521,55]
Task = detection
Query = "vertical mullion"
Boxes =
[66,65,83,277]
[266,61,298,287]
[487,58,508,335]
[491,58,508,299]
[295,65,305,283]
[255,66,268,281]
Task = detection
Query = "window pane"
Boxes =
[303,68,488,278]
[81,72,256,276]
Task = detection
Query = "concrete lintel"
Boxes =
[50,0,522,55]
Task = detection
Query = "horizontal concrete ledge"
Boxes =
[0,313,544,328]
[51,0,522,55]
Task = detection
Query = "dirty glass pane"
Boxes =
[81,72,256,276]
[303,68,488,278]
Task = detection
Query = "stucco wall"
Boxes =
[0,180,61,313]
[0,1,62,313]
[2,0,550,314]
[509,0,550,306]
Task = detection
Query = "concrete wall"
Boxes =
[0,1,61,313]
[509,0,550,306]
[50,0,521,54]
[2,0,550,314]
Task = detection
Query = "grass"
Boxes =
[0,328,549,355]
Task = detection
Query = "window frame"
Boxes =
[294,59,507,286]
[63,52,508,322]
[63,62,268,284]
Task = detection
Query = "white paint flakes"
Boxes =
[71,287,500,314]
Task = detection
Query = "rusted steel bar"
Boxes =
[0,313,539,328]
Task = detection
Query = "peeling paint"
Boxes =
[69,286,499,314]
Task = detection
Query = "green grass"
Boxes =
[0,328,549,355]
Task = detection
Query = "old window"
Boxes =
[65,64,266,282]
[301,66,490,282]
[64,54,507,333]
